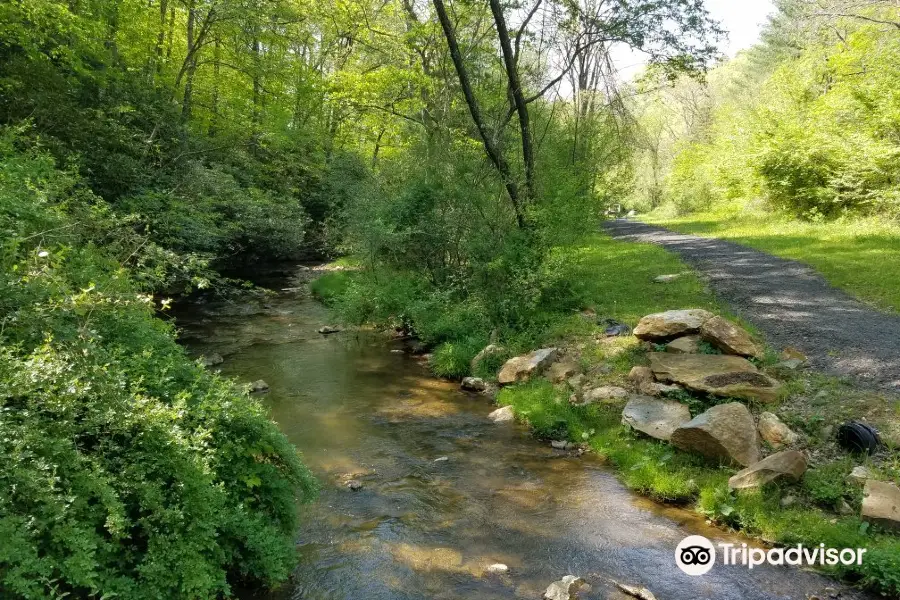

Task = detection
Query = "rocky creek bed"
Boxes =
[173,267,878,600]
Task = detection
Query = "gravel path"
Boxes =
[603,219,900,391]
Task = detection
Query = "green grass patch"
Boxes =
[646,205,900,312]
[309,271,351,305]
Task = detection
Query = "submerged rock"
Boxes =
[622,395,691,442]
[485,563,509,575]
[200,353,224,367]
[461,377,488,392]
[615,581,658,600]
[633,309,714,341]
[249,379,269,393]
[757,412,799,448]
[497,348,558,385]
[670,402,760,467]
[543,575,586,600]
[728,450,807,490]
[700,315,762,358]
[648,353,781,403]
[488,405,515,423]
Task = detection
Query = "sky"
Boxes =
[612,0,777,80]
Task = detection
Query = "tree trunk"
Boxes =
[181,2,196,120]
[210,36,220,136]
[489,0,535,202]
[431,0,525,227]
[155,0,168,73]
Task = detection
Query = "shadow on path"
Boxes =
[603,219,900,391]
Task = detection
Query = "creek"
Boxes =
[175,266,870,600]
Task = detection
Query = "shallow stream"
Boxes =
[175,267,871,600]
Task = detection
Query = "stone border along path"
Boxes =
[603,219,900,391]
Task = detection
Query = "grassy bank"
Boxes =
[319,231,900,596]
[645,205,900,313]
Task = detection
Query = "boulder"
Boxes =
[670,402,760,467]
[546,359,580,383]
[862,480,900,531]
[497,348,558,385]
[461,377,488,392]
[488,405,515,423]
[622,396,691,441]
[757,412,799,448]
[728,450,807,490]
[200,353,224,367]
[249,379,269,393]
[543,575,586,600]
[485,563,509,575]
[666,335,701,354]
[648,353,781,403]
[576,385,629,406]
[848,466,873,485]
[633,309,714,341]
[318,325,341,334]
[700,316,762,358]
[628,365,654,385]
[471,344,506,372]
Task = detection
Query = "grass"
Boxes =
[309,271,351,305]
[645,203,900,313]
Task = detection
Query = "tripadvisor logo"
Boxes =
[675,535,867,576]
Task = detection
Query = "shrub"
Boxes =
[0,131,317,599]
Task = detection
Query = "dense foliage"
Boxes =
[630,0,900,220]
[0,130,318,598]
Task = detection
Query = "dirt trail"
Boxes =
[603,219,900,391]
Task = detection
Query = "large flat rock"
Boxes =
[670,402,760,466]
[700,315,762,358]
[633,309,714,341]
[728,450,807,490]
[648,353,781,403]
[862,480,900,531]
[622,395,691,441]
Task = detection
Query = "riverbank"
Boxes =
[316,232,900,596]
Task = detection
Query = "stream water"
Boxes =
[175,267,873,600]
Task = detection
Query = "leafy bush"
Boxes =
[0,132,317,599]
